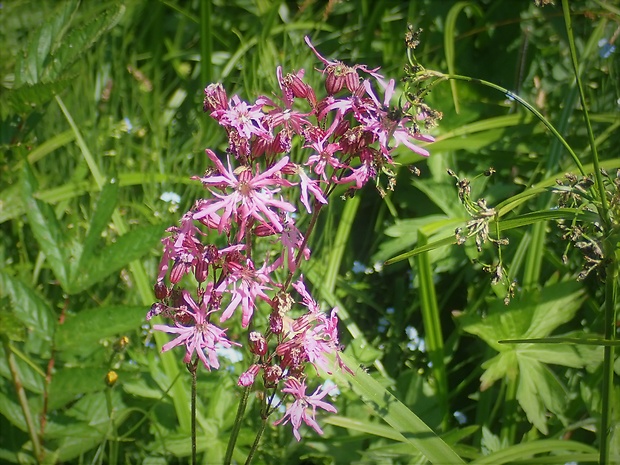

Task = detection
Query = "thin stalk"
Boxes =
[224,386,252,465]
[600,247,618,465]
[3,338,42,463]
[419,71,586,177]
[560,3,614,463]
[189,359,198,465]
[500,375,519,445]
[200,0,213,85]
[415,231,449,430]
[104,385,118,465]
[561,0,609,227]
[244,416,268,465]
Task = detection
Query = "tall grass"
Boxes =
[1,0,618,463]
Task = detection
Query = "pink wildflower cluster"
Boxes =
[149,36,435,442]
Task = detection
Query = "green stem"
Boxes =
[190,360,198,465]
[3,338,42,463]
[200,0,213,85]
[224,386,252,465]
[561,0,609,228]
[559,4,614,463]
[600,246,618,465]
[104,385,118,465]
[244,416,268,465]
[421,71,586,177]
[500,374,519,445]
[415,231,449,430]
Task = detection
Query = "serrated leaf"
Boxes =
[55,305,147,355]
[480,351,518,391]
[516,356,567,435]
[15,0,79,86]
[40,5,125,83]
[5,78,75,117]
[48,367,109,411]
[0,270,56,345]
[0,388,28,432]
[69,223,167,294]
[0,184,25,225]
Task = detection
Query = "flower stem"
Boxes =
[419,70,586,177]
[189,359,199,465]
[560,3,615,462]
[3,338,42,462]
[244,415,268,465]
[224,385,252,465]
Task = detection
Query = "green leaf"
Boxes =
[458,281,586,432]
[516,356,567,435]
[0,387,28,432]
[69,223,167,294]
[79,181,119,262]
[444,1,483,113]
[479,351,518,390]
[54,305,147,355]
[0,270,56,345]
[20,162,72,290]
[14,0,79,86]
[40,5,125,83]
[471,439,598,465]
[3,78,76,117]
[326,353,465,464]
[48,367,109,411]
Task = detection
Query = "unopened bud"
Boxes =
[154,281,169,300]
[287,74,309,98]
[203,83,227,113]
[105,370,119,387]
[249,331,268,356]
[325,71,344,95]
[238,364,261,387]
[344,70,360,92]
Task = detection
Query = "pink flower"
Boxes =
[304,36,383,94]
[238,364,261,387]
[216,254,272,327]
[152,289,238,370]
[218,95,265,139]
[296,165,327,213]
[194,149,295,237]
[303,118,344,180]
[274,378,337,441]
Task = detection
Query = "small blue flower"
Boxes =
[598,38,616,59]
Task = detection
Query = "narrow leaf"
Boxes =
[20,162,71,289]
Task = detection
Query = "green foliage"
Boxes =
[1,0,619,464]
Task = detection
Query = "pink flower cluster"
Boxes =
[148,36,434,441]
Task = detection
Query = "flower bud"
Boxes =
[238,364,261,387]
[249,331,268,356]
[325,72,344,95]
[344,70,360,93]
[105,370,119,387]
[203,83,227,113]
[154,281,169,300]
[287,73,309,99]
[194,258,209,283]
